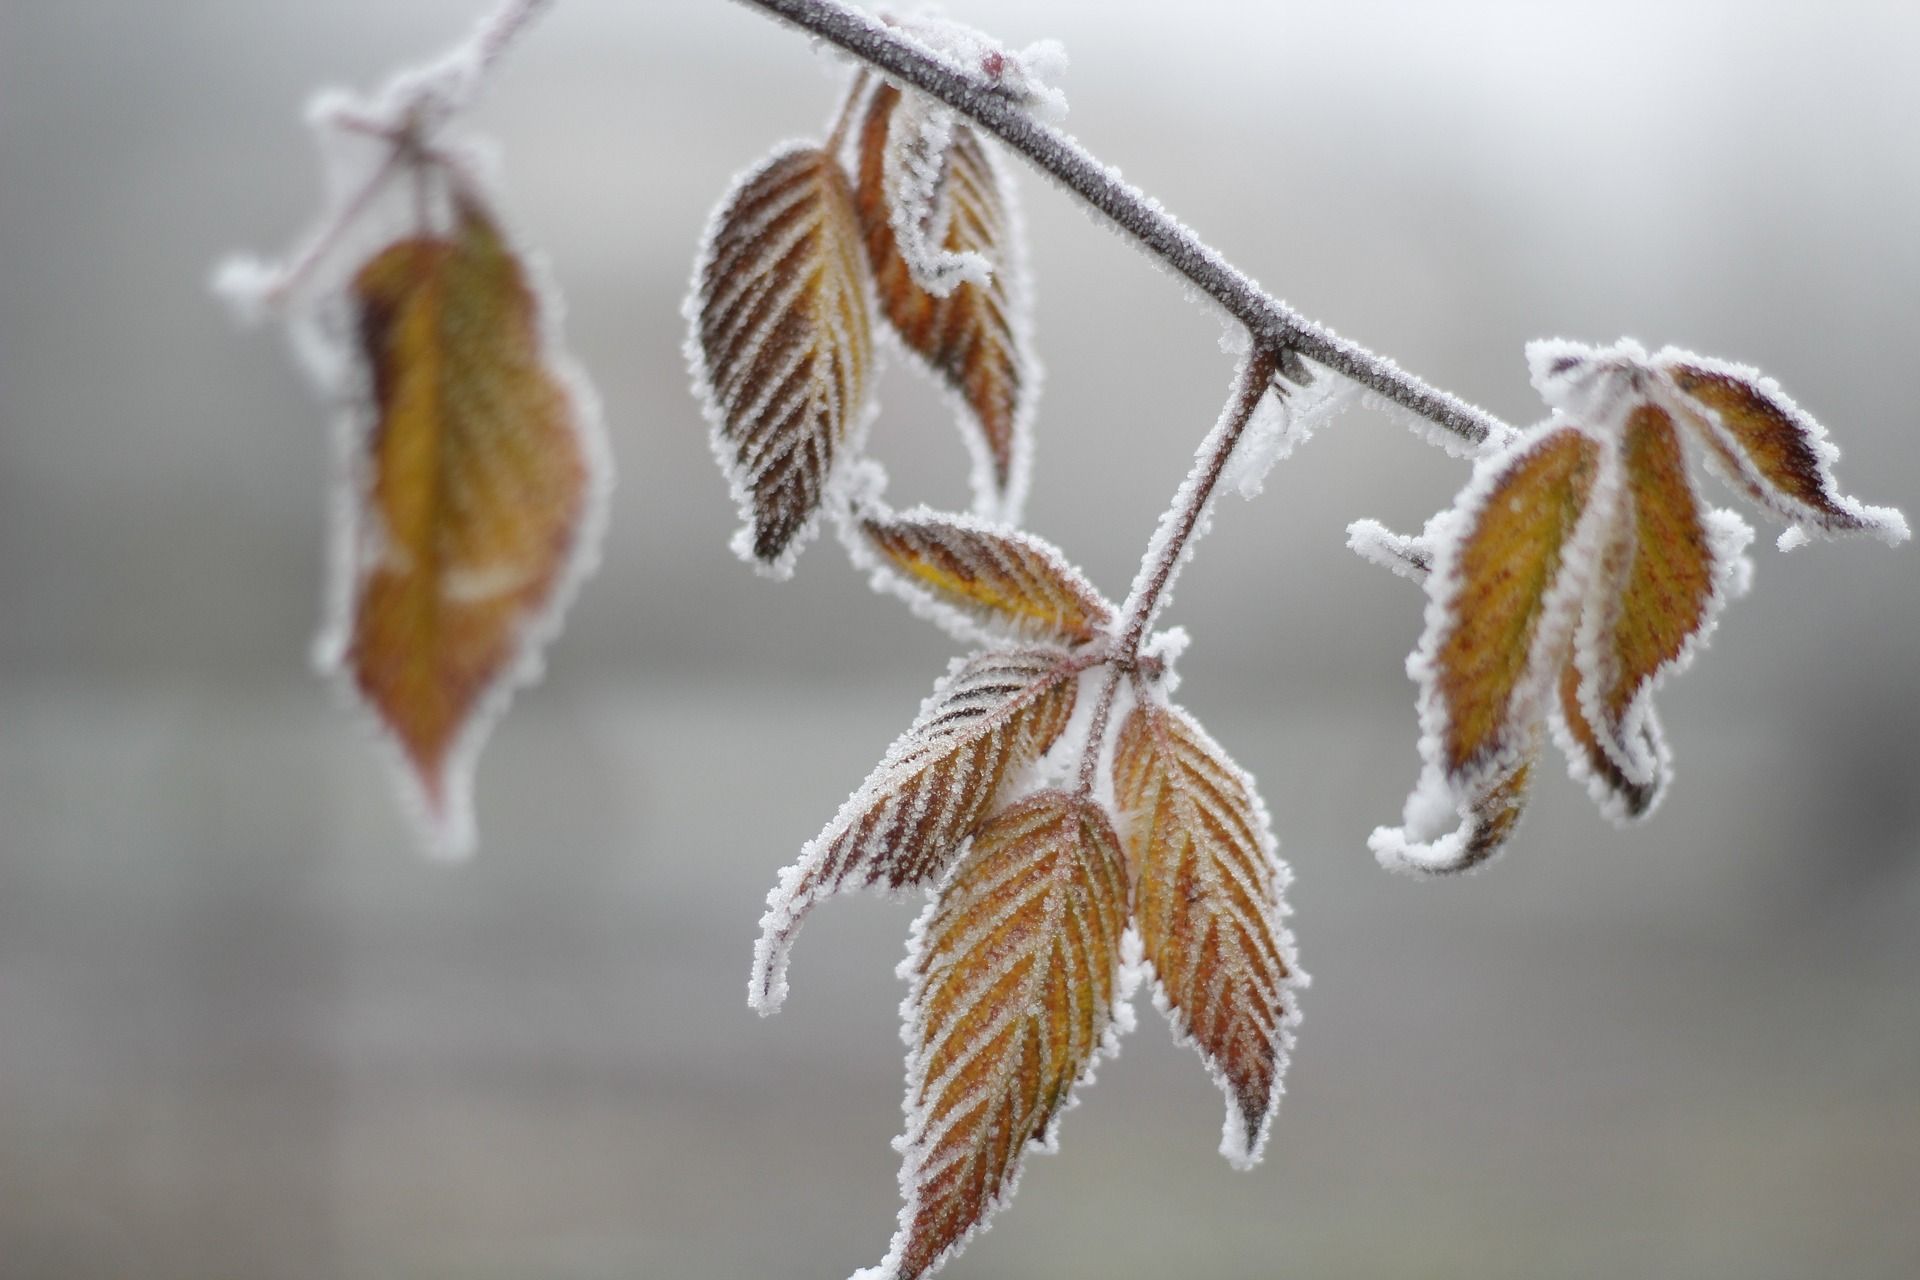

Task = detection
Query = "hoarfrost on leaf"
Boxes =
[1376,339,1904,872]
[750,647,1080,1014]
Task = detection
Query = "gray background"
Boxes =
[2,1,1918,1277]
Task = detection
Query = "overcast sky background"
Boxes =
[2,3,1917,1277]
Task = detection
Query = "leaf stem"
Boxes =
[1077,665,1125,796]
[731,0,1513,449]
[825,69,870,155]
[1116,348,1276,659]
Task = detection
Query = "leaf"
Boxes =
[883,791,1130,1280]
[690,144,874,573]
[750,648,1078,1013]
[1112,702,1299,1167]
[341,193,600,857]
[1567,402,1720,790]
[855,83,1032,516]
[1554,659,1662,821]
[1659,352,1910,546]
[1371,739,1539,877]
[1422,424,1605,784]
[858,509,1114,646]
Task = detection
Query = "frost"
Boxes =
[890,13,1071,124]
[1219,363,1361,500]
[1345,518,1433,582]
[881,96,992,297]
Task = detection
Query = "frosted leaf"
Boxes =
[215,64,609,860]
[854,80,1037,520]
[848,504,1115,648]
[880,95,990,297]
[687,143,878,575]
[750,648,1079,1014]
[1651,347,1910,547]
[879,791,1129,1280]
[1112,699,1303,1168]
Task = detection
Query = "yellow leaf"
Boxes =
[691,145,874,571]
[888,791,1129,1280]
[1112,702,1298,1166]
[860,511,1113,646]
[751,649,1077,1013]
[345,195,596,854]
[856,84,1030,512]
[1428,425,1603,780]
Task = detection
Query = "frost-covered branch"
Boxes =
[1117,347,1277,658]
[734,0,1512,449]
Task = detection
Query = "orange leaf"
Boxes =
[1424,425,1604,782]
[1567,402,1718,793]
[1112,702,1299,1166]
[751,648,1078,1012]
[856,83,1032,514]
[858,510,1113,646]
[886,791,1130,1280]
[1660,354,1909,545]
[1555,660,1661,821]
[342,195,599,856]
[691,145,874,572]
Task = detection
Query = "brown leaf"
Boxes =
[1568,402,1716,793]
[856,83,1030,512]
[859,510,1113,646]
[751,648,1078,1012]
[1555,660,1661,820]
[1112,702,1298,1166]
[1661,355,1910,544]
[1426,425,1604,782]
[691,145,874,572]
[343,194,598,856]
[886,791,1130,1280]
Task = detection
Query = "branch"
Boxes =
[732,0,1514,450]
[1117,348,1276,657]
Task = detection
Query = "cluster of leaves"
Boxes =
[1356,341,1908,876]
[220,6,1909,1280]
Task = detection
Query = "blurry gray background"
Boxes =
[3,1,1918,1277]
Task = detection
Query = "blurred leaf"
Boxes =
[344,194,595,855]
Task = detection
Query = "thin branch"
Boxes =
[472,0,561,73]
[1077,666,1125,796]
[1116,349,1276,657]
[732,0,1514,450]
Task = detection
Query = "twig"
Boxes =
[1116,348,1276,658]
[732,0,1513,449]
[1076,666,1125,796]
